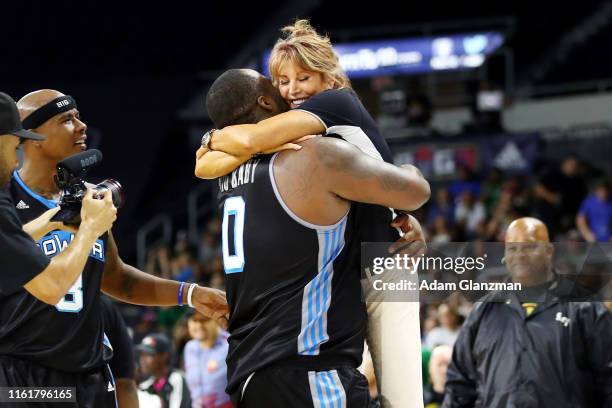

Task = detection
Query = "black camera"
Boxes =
[51,150,124,225]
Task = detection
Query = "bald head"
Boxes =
[505,217,554,286]
[505,217,550,243]
[17,89,65,121]
[206,69,288,128]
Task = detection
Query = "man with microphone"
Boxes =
[0,89,228,407]
[0,91,118,405]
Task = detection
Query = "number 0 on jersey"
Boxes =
[222,196,246,274]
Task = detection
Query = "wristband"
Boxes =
[187,283,198,308]
[178,282,186,306]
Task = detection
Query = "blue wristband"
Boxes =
[178,282,186,306]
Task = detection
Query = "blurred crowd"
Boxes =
[417,155,612,244]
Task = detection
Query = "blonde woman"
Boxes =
[196,20,426,407]
[198,19,391,173]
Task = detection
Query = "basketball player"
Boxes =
[0,89,228,407]
[199,69,430,407]
[198,21,427,406]
[0,92,119,408]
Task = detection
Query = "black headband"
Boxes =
[21,95,78,130]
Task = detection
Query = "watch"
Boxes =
[201,128,216,149]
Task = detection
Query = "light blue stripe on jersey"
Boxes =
[298,217,347,355]
[308,370,347,408]
[103,332,113,350]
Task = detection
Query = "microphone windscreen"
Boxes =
[57,149,103,174]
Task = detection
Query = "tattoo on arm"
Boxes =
[319,139,370,180]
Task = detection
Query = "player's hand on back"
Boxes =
[191,286,230,329]
[80,189,117,236]
[388,213,427,257]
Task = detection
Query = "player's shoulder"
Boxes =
[296,136,359,163]
[281,137,362,181]
[275,137,356,182]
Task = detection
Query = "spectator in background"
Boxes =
[184,310,231,408]
[454,191,486,239]
[208,272,225,291]
[481,168,504,214]
[174,230,192,254]
[198,217,222,265]
[486,190,513,241]
[448,166,480,203]
[534,156,587,237]
[198,231,220,265]
[430,216,452,244]
[158,306,187,337]
[137,333,191,408]
[202,256,225,289]
[422,305,440,342]
[146,245,172,279]
[424,345,453,408]
[207,217,222,238]
[172,251,197,282]
[133,310,159,344]
[427,188,455,229]
[576,179,612,242]
[424,304,462,349]
[486,178,530,242]
[173,314,192,370]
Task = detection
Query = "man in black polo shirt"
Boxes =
[0,91,119,406]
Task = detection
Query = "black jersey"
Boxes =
[101,295,135,380]
[297,89,392,163]
[0,171,110,372]
[218,155,366,395]
[298,89,399,243]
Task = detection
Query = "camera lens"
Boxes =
[94,179,124,208]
